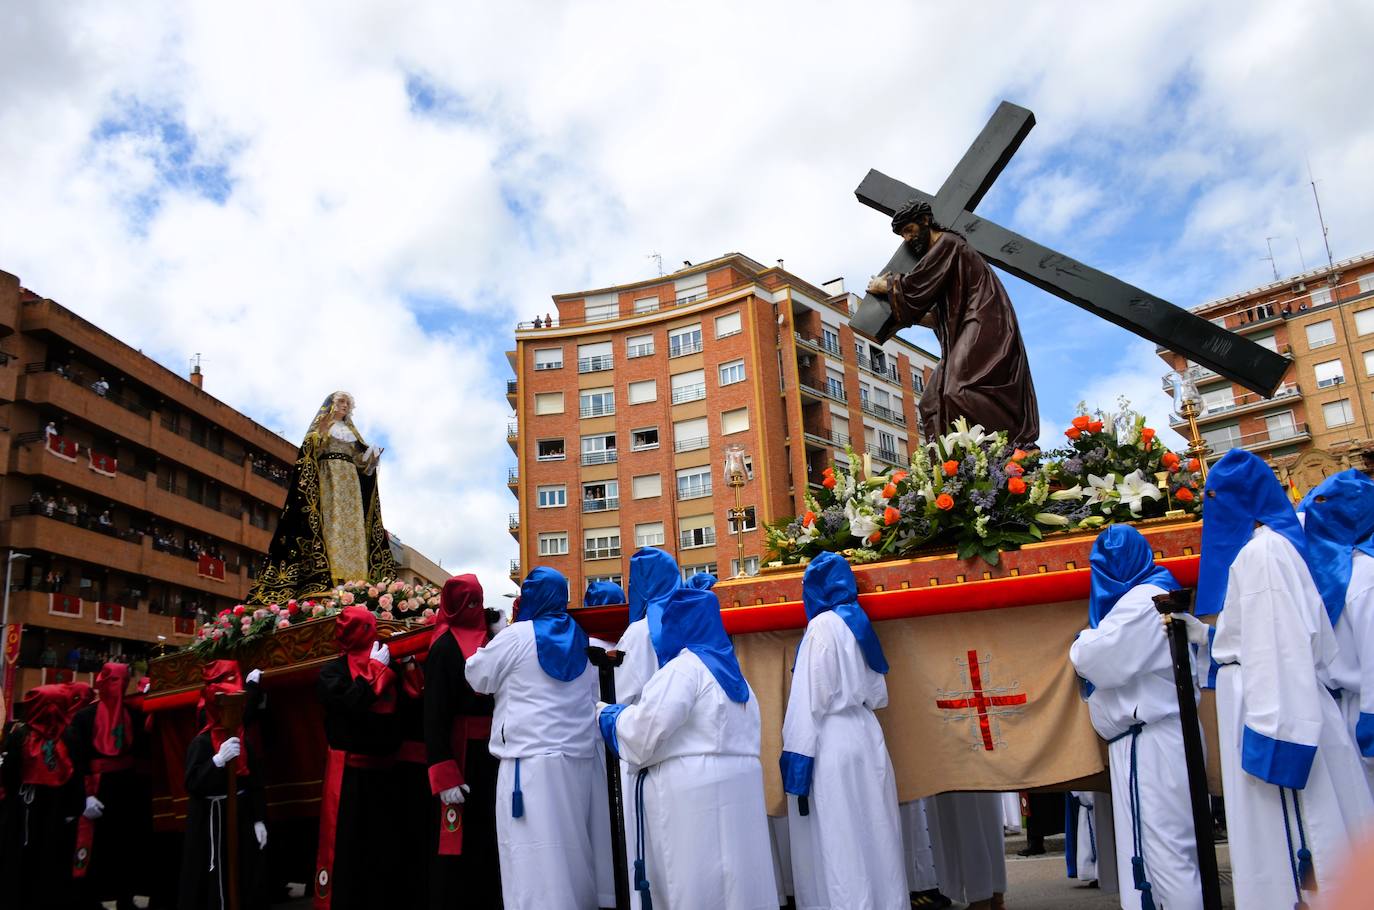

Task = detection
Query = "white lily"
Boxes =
[1035,512,1072,526]
[845,500,881,541]
[940,416,988,455]
[1084,474,1117,504]
[797,522,819,544]
[1116,469,1163,516]
[1050,484,1084,501]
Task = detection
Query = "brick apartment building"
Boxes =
[1156,249,1374,474]
[506,253,938,598]
[0,269,299,695]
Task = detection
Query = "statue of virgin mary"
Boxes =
[247,391,398,604]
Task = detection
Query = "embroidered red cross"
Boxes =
[935,649,1028,751]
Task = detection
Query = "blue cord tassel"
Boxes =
[1297,847,1315,892]
[1132,856,1147,890]
[798,795,809,817]
[634,859,653,909]
[511,758,524,818]
[1138,881,1156,910]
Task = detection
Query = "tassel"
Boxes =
[1297,847,1316,892]
[634,858,653,910]
[1132,856,1147,890]
[511,758,524,818]
[798,795,810,817]
[1138,882,1156,910]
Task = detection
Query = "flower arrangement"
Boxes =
[187,577,442,657]
[767,407,1203,568]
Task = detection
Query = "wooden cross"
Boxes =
[851,101,1290,397]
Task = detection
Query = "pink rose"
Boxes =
[340,591,354,605]
[253,609,267,621]
[211,629,224,640]
[422,608,435,620]
[312,604,326,616]
[277,619,291,629]
[389,580,403,594]
[368,586,379,599]
[269,603,281,613]
[378,594,393,609]
[379,611,394,621]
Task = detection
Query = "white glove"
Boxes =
[1168,613,1211,646]
[487,614,507,637]
[246,668,262,685]
[439,784,470,806]
[83,796,104,819]
[254,821,268,849]
[369,640,391,668]
[212,736,241,768]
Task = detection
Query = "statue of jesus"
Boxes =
[866,200,1041,447]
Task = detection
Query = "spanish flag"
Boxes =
[1287,477,1303,504]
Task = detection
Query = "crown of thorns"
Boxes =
[891,200,933,234]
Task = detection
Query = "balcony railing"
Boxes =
[24,363,152,417]
[158,480,244,518]
[507,422,519,438]
[580,403,615,418]
[251,461,289,488]
[1207,422,1310,457]
[508,513,519,530]
[158,417,248,466]
[507,467,519,484]
[580,450,618,466]
[861,401,906,427]
[871,448,905,467]
[1172,383,1303,425]
[677,483,713,501]
[627,343,655,358]
[537,448,566,462]
[582,497,620,513]
[533,360,562,371]
[671,383,706,404]
[856,355,900,383]
[578,355,614,374]
[674,436,709,453]
[509,559,520,578]
[506,380,518,395]
[669,338,704,358]
[10,505,144,544]
[584,545,622,560]
[680,528,717,549]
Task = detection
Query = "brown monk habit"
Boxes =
[887,231,1041,447]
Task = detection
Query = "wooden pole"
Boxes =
[587,646,631,910]
[216,690,249,910]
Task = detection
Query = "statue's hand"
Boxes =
[866,275,891,296]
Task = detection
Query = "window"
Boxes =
[534,348,563,370]
[583,528,621,560]
[1306,320,1336,349]
[912,370,925,393]
[1356,309,1374,336]
[536,485,566,508]
[859,382,871,408]
[534,392,564,415]
[578,341,614,373]
[727,506,757,533]
[671,369,706,404]
[632,474,662,499]
[873,388,891,410]
[537,438,566,461]
[628,380,657,405]
[627,333,655,358]
[579,387,615,418]
[538,532,569,557]
[1200,387,1235,415]
[869,346,887,374]
[721,407,749,435]
[877,430,897,459]
[1364,350,1374,377]
[1202,424,1241,454]
[1323,399,1355,429]
[631,427,660,450]
[582,481,619,512]
[718,359,746,386]
[715,311,742,338]
[731,556,760,578]
[681,563,718,581]
[1314,359,1346,388]
[586,574,623,587]
[1360,275,1374,294]
[1253,334,1278,353]
[821,327,840,355]
[825,369,846,401]
[675,280,706,305]
[580,434,617,465]
[635,522,665,548]
[679,515,716,549]
[1265,412,1297,441]
[677,467,712,501]
[634,296,660,315]
[1310,287,1332,307]
[673,417,709,452]
[585,300,618,322]
[668,324,703,357]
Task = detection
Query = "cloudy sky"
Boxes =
[2,1,1371,594]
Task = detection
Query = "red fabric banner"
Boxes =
[87,450,118,477]
[45,433,79,461]
[2,624,20,722]
[50,593,83,617]
[197,554,226,582]
[173,616,197,636]
[96,603,124,625]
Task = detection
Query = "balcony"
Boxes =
[861,401,907,427]
[668,338,704,358]
[507,422,519,452]
[673,436,709,453]
[856,355,900,384]
[582,497,619,513]
[1171,383,1304,428]
[506,379,518,405]
[250,460,289,489]
[507,467,519,493]
[148,484,244,544]
[1208,422,1311,460]
[671,383,706,405]
[580,403,615,418]
[678,484,713,502]
[12,442,150,512]
[870,448,906,467]
[680,528,717,549]
[580,450,618,466]
[627,342,655,359]
[150,421,243,487]
[583,545,622,561]
[22,370,152,446]
[578,355,614,374]
[1,590,194,644]
[508,512,519,537]
[803,429,850,450]
[509,559,520,581]
[799,382,847,404]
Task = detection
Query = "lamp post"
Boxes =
[723,444,750,578]
[1,550,31,721]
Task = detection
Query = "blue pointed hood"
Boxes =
[686,572,718,590]
[1196,449,1310,617]
[801,551,889,673]
[649,586,749,703]
[1088,524,1180,628]
[630,546,680,625]
[1298,469,1374,626]
[515,567,588,682]
[583,580,626,608]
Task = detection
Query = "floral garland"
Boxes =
[767,405,1202,568]
[187,577,442,657]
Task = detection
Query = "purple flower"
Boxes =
[897,490,923,513]
[1063,457,1084,475]
[820,505,846,533]
[970,488,997,511]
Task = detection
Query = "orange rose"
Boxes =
[1072,415,1091,430]
[891,470,909,484]
[1142,427,1156,441]
[882,483,898,499]
[1188,457,1201,472]
[1011,449,1029,463]
[822,476,836,489]
[936,493,955,511]
[1087,420,1104,433]
[802,510,816,527]
[1007,477,1027,495]
[1005,462,1025,477]
[1065,427,1082,440]
[1162,452,1181,471]
[1176,487,1195,503]
[867,531,883,545]
[943,460,959,476]
[884,506,901,526]
[822,466,835,478]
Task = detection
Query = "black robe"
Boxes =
[0,725,87,910]
[423,633,501,910]
[887,231,1041,447]
[317,656,400,910]
[177,732,267,910]
[70,699,153,907]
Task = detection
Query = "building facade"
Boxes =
[0,270,298,694]
[1156,250,1374,473]
[507,254,938,598]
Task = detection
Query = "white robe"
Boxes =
[1212,527,1374,909]
[610,618,656,910]
[1070,582,1203,910]
[782,610,906,909]
[465,622,602,910]
[1000,792,1022,833]
[899,800,939,893]
[1328,552,1374,796]
[611,650,776,910]
[1069,792,1098,882]
[926,792,1006,904]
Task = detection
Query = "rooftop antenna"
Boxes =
[647,253,663,277]
[1307,157,1336,275]
[1262,237,1280,281]
[1295,238,1308,272]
